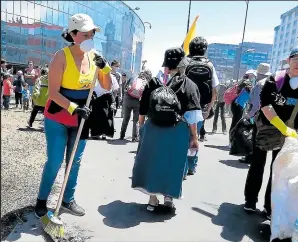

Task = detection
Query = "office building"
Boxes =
[234,42,272,79]
[0,1,145,76]
[271,6,298,73]
[207,43,238,81]
[207,42,272,81]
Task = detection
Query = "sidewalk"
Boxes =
[4,118,271,242]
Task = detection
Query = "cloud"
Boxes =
[205,30,274,45]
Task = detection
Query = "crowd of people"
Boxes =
[1,12,297,242]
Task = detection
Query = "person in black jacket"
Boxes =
[132,47,202,212]
[244,47,298,222]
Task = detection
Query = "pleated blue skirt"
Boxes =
[131,120,190,199]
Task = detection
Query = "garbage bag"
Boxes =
[229,118,253,156]
[270,137,298,241]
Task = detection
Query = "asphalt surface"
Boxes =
[4,113,273,242]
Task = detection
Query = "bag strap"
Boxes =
[287,101,298,129]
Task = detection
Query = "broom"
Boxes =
[41,58,109,239]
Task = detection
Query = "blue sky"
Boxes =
[124,1,298,74]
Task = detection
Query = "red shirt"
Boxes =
[3,79,12,96]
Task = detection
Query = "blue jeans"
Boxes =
[38,118,87,203]
[185,121,203,174]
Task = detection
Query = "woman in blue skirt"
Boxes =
[132,47,203,212]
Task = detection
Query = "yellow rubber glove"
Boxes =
[67,102,78,115]
[100,64,112,75]
[270,116,298,138]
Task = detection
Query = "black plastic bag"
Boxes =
[230,118,253,156]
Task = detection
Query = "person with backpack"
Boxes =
[238,63,271,164]
[120,69,152,142]
[132,47,202,213]
[28,67,49,128]
[184,36,219,174]
[243,47,298,222]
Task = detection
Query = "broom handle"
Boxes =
[54,67,99,216]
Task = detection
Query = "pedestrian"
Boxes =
[120,72,127,118]
[132,47,202,212]
[89,68,120,140]
[28,67,49,128]
[239,63,271,164]
[34,13,112,218]
[110,60,122,116]
[13,70,25,109]
[24,61,38,108]
[120,70,152,142]
[244,47,298,222]
[2,74,14,110]
[212,82,228,134]
[22,83,30,111]
[185,36,219,174]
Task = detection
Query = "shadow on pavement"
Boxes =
[17,127,44,133]
[192,202,269,242]
[98,200,175,229]
[4,212,53,242]
[219,160,250,169]
[204,144,230,151]
[106,139,131,145]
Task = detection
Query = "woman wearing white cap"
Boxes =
[34,13,112,218]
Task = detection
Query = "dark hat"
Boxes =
[162,47,185,68]
[289,46,298,58]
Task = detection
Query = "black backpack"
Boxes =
[185,56,213,107]
[148,79,181,127]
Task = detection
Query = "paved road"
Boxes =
[5,115,272,242]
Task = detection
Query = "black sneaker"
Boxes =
[262,208,271,220]
[34,199,48,218]
[61,200,85,216]
[120,134,125,140]
[187,170,196,176]
[27,121,32,128]
[132,137,139,142]
[244,201,256,212]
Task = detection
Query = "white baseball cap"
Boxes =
[245,69,257,76]
[256,63,271,76]
[68,13,100,33]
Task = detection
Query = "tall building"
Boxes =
[271,6,298,73]
[207,43,238,81]
[0,1,145,76]
[207,42,272,81]
[234,42,272,79]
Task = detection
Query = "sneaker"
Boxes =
[212,130,217,134]
[27,121,32,128]
[223,130,227,135]
[132,137,139,142]
[34,199,48,218]
[101,135,106,140]
[244,201,256,212]
[262,208,271,220]
[61,200,85,216]
[187,170,196,176]
[199,136,207,142]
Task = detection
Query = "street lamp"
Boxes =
[186,0,192,34]
[144,22,152,29]
[237,0,249,80]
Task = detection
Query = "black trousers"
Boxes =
[244,124,280,214]
[200,120,206,137]
[15,92,22,105]
[229,101,243,142]
[29,105,44,125]
[212,102,227,132]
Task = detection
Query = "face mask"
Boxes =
[289,76,298,90]
[80,39,94,53]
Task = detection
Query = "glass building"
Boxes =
[1,1,145,76]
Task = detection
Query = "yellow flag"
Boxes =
[183,15,199,56]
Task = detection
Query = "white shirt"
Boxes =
[211,66,219,88]
[94,74,119,97]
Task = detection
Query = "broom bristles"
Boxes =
[41,211,65,239]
